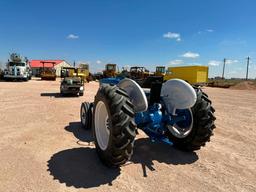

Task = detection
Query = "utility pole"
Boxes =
[222,58,226,79]
[246,56,250,80]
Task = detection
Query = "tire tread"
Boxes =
[93,85,136,167]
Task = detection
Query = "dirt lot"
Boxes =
[0,79,255,192]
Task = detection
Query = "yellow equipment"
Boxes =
[103,64,117,78]
[61,64,91,82]
[164,66,209,84]
[61,67,75,77]
[40,61,56,81]
[61,66,90,81]
[78,64,89,77]
[129,66,150,79]
[155,66,166,76]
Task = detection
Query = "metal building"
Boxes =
[30,60,71,77]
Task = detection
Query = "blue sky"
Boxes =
[0,0,256,78]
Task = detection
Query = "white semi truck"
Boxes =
[4,53,32,81]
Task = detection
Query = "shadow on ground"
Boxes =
[35,79,57,81]
[40,93,78,98]
[47,147,120,188]
[131,138,199,177]
[0,79,28,82]
[40,93,60,97]
[48,127,198,188]
[64,122,94,144]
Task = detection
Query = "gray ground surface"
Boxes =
[0,79,255,192]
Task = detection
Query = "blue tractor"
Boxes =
[80,78,216,167]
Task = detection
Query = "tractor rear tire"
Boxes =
[93,84,136,167]
[80,102,92,129]
[167,87,216,151]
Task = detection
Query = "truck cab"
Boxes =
[60,67,84,96]
[4,53,31,81]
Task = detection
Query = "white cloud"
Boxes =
[67,34,79,39]
[226,59,239,64]
[168,59,183,65]
[181,51,200,59]
[208,59,238,66]
[197,29,214,35]
[208,60,222,66]
[96,60,102,64]
[206,29,214,32]
[163,32,181,42]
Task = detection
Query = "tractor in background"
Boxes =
[103,64,117,78]
[93,72,104,80]
[129,66,150,79]
[40,61,56,81]
[155,66,166,76]
[80,77,216,167]
[78,63,93,82]
[128,66,163,88]
[115,66,162,88]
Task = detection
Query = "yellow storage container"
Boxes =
[164,66,209,84]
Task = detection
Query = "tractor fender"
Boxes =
[117,78,148,113]
[161,79,197,115]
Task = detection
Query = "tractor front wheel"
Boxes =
[80,102,93,129]
[93,84,136,167]
[167,87,216,151]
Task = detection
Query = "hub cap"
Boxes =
[168,109,193,138]
[95,101,110,150]
[81,106,86,126]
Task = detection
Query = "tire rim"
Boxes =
[95,101,110,150]
[81,105,86,126]
[168,109,193,138]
